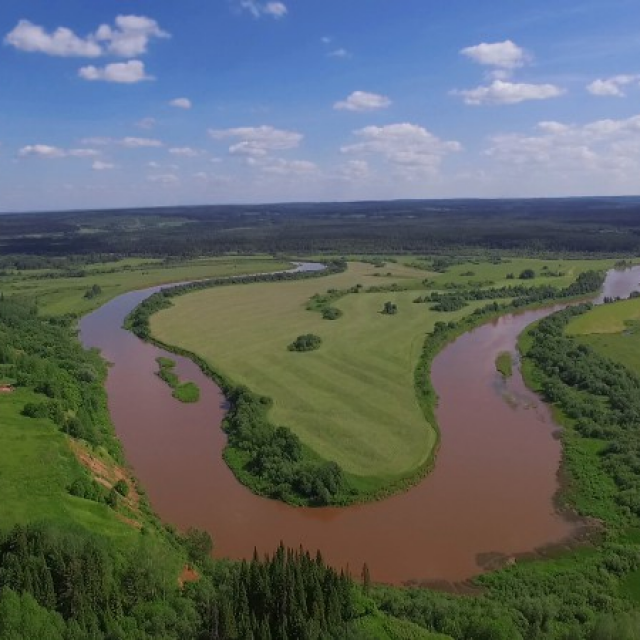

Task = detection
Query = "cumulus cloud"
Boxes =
[18,144,66,158]
[18,145,98,159]
[120,137,163,148]
[4,20,101,57]
[341,123,460,173]
[238,1,288,19]
[260,158,318,175]
[79,60,153,83]
[587,75,638,97]
[169,98,192,109]
[95,15,169,57]
[92,160,115,170]
[455,80,564,105]
[341,159,370,180]
[334,91,391,112]
[328,48,350,59]
[5,15,168,58]
[460,40,527,69]
[147,173,179,185]
[209,125,302,157]
[169,147,202,157]
[485,113,640,181]
[136,117,156,130]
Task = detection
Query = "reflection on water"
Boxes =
[79,266,640,585]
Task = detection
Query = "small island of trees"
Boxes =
[382,301,398,315]
[288,334,322,352]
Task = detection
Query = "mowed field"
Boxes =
[568,297,640,375]
[1,256,290,316]
[151,261,479,480]
[567,296,640,336]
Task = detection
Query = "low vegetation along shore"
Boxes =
[156,357,200,403]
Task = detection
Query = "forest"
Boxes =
[3,197,640,258]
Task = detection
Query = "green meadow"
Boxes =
[0,255,290,316]
[0,388,134,540]
[568,296,640,375]
[150,257,614,485]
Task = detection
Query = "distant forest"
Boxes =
[3,197,640,257]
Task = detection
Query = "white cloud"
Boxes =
[169,98,192,110]
[587,75,638,97]
[209,125,302,156]
[5,15,168,59]
[79,60,153,84]
[169,147,202,157]
[80,137,113,146]
[18,144,66,158]
[260,158,318,175]
[147,173,179,185]
[485,113,640,181]
[136,117,156,130]
[334,91,391,112]
[95,15,169,57]
[328,48,350,59]
[18,145,99,159]
[92,160,115,171]
[341,159,370,180]
[264,2,288,18]
[238,1,288,19]
[341,123,460,173]
[67,148,100,157]
[120,137,163,148]
[456,80,564,105]
[461,40,527,69]
[4,20,102,57]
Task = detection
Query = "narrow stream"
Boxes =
[79,266,640,585]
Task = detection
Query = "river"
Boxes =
[79,265,640,586]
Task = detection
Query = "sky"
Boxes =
[2,0,640,212]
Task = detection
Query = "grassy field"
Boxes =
[152,261,451,481]
[0,388,136,539]
[0,255,290,316]
[567,296,640,336]
[151,256,619,488]
[567,297,640,375]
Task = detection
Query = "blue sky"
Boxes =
[2,0,640,211]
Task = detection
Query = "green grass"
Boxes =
[150,258,617,485]
[173,382,200,403]
[428,257,616,290]
[151,262,480,481]
[351,612,452,639]
[0,256,291,316]
[156,357,200,403]
[495,351,513,378]
[567,297,640,374]
[0,388,133,539]
[567,296,640,336]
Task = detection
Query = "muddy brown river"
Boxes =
[79,265,640,585]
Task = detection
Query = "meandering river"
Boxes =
[79,265,640,585]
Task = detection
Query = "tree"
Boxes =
[382,301,397,315]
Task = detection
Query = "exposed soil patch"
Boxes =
[178,565,200,588]
[69,439,142,519]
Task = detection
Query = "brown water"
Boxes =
[79,266,640,585]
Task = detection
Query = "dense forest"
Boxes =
[3,197,640,257]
